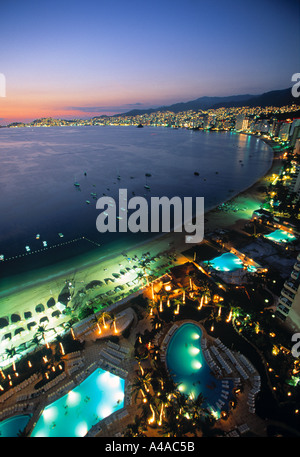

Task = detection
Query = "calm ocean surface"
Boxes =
[0,125,273,284]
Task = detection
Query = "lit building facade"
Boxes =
[276,253,300,332]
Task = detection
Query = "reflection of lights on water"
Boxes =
[75,421,88,437]
[99,371,110,384]
[98,405,113,419]
[67,390,81,407]
[178,384,185,392]
[113,390,124,403]
[33,429,47,437]
[31,369,125,437]
[99,371,121,389]
[109,375,121,388]
[190,346,200,356]
[191,332,200,340]
[192,360,202,370]
[42,406,58,422]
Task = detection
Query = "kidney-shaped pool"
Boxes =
[166,323,232,416]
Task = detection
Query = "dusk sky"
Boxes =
[0,0,299,123]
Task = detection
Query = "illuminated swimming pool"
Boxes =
[31,368,125,437]
[166,323,232,415]
[264,229,296,244]
[0,414,32,437]
[203,252,256,272]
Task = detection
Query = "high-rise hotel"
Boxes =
[276,253,300,331]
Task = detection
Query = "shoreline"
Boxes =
[204,135,282,233]
[0,136,281,317]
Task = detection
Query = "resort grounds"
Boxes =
[0,138,299,437]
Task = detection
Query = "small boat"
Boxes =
[117,216,123,220]
[86,200,91,204]
[58,233,64,238]
[36,234,40,239]
[145,173,152,177]
[144,185,150,190]
[0,254,4,261]
[25,245,30,252]
[43,241,47,247]
[74,182,80,187]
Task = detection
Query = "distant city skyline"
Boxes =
[0,0,299,123]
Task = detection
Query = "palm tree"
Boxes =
[150,313,162,332]
[98,311,111,330]
[16,426,29,437]
[124,415,146,437]
[188,393,207,427]
[151,366,167,392]
[140,370,152,393]
[5,347,20,371]
[131,376,147,402]
[161,402,191,437]
[199,280,212,303]
[131,372,153,405]
[110,314,118,334]
[173,297,182,315]
[157,393,169,426]
[163,373,179,397]
[29,334,44,350]
[34,324,52,346]
[187,270,198,293]
[145,298,155,317]
[227,302,242,323]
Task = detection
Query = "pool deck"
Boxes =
[150,319,267,437]
[0,303,270,437]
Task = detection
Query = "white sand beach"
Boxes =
[0,138,283,359]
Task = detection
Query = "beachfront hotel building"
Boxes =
[276,253,300,331]
[278,121,291,141]
[290,165,300,200]
[235,114,249,131]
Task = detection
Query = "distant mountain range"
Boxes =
[116,87,299,117]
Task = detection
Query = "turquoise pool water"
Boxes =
[264,229,296,244]
[203,252,256,272]
[31,368,125,437]
[0,414,32,437]
[166,323,232,415]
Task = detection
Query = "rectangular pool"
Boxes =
[31,368,125,437]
